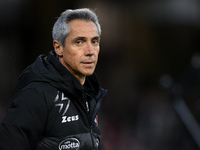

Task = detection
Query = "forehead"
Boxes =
[68,19,99,37]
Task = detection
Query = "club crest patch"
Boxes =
[94,115,98,126]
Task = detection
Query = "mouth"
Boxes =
[82,61,93,64]
[81,61,95,67]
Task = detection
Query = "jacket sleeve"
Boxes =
[0,87,48,150]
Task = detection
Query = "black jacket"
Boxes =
[0,51,107,150]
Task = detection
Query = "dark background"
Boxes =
[1,0,200,149]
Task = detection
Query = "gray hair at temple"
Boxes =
[52,8,101,47]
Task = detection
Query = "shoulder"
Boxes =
[13,82,58,107]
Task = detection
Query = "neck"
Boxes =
[75,75,86,86]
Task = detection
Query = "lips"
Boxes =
[81,61,95,67]
[82,61,94,64]
[81,59,95,64]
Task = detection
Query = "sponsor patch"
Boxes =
[59,138,80,150]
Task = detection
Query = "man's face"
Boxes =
[55,19,100,80]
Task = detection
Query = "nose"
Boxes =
[85,42,95,56]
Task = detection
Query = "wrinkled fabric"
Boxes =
[0,51,107,150]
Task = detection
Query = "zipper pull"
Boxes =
[86,101,89,112]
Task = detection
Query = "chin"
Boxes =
[84,71,95,76]
[85,72,94,76]
[81,68,95,76]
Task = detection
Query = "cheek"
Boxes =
[95,50,100,59]
[63,53,74,66]
[94,47,100,55]
[66,54,80,67]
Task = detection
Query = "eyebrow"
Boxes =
[93,36,100,40]
[74,36,100,41]
[74,36,86,41]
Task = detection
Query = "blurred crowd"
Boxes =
[1,0,200,149]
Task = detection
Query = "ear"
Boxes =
[53,40,63,57]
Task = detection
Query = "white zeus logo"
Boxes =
[62,115,79,123]
[59,138,80,150]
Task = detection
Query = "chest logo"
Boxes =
[62,115,79,123]
[54,91,70,116]
[54,91,79,123]
[59,138,80,150]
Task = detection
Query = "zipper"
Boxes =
[81,87,107,149]
[90,126,95,150]
[88,98,102,150]
[82,88,90,114]
[83,90,95,149]
[67,76,103,149]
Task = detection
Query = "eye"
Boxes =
[92,39,99,45]
[76,40,83,45]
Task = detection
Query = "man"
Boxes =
[0,8,107,150]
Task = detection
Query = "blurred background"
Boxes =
[1,0,200,149]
